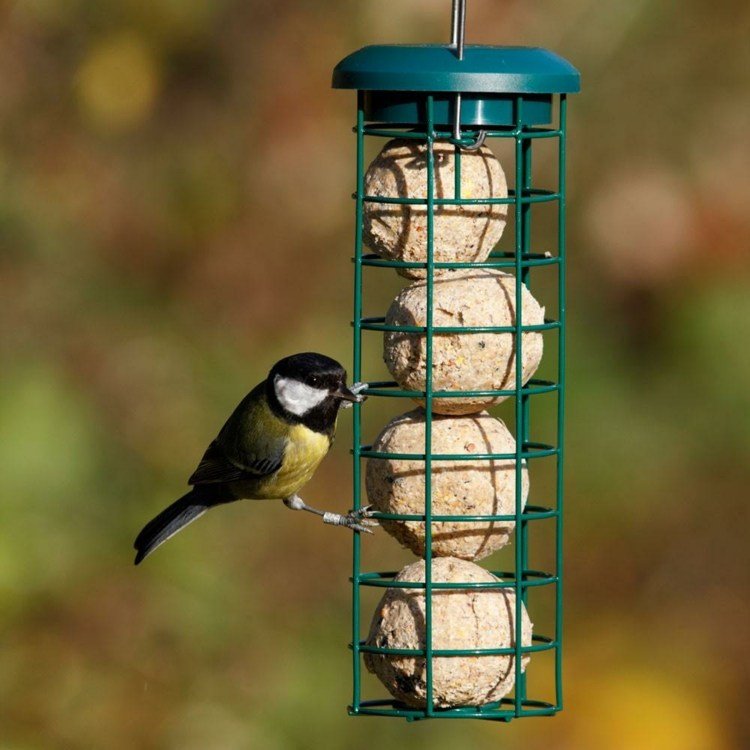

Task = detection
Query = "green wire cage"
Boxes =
[333,1,579,722]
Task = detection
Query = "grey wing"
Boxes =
[188,439,284,486]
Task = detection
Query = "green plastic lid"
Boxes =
[332,45,580,94]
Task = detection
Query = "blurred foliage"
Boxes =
[0,0,748,747]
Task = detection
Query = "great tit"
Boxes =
[133,352,372,565]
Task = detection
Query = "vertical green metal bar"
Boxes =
[518,123,533,705]
[520,138,533,477]
[424,95,436,717]
[555,93,568,712]
[520,138,532,290]
[351,93,365,714]
[518,518,529,705]
[513,95,525,717]
[454,142,462,200]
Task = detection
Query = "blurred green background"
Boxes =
[1,0,749,747]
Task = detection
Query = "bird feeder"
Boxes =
[333,0,579,722]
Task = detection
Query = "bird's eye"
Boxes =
[309,375,321,387]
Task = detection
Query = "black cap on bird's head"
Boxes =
[267,352,365,425]
[270,352,345,385]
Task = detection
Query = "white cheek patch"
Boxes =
[274,375,328,416]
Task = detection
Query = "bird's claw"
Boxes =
[347,504,379,534]
[349,382,369,396]
[323,505,378,534]
[341,382,368,409]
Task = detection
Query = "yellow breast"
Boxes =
[270,424,331,499]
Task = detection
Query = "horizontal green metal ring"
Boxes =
[360,379,559,399]
[358,442,557,461]
[355,635,555,658]
[358,316,560,334]
[370,504,556,523]
[354,569,557,590]
[359,450,557,461]
[359,126,562,141]
[509,128,563,139]
[492,250,555,260]
[354,189,559,206]
[358,252,560,271]
[350,698,559,721]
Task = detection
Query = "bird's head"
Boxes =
[268,353,366,418]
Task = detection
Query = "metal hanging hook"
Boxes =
[459,127,487,151]
[450,0,465,58]
[449,0,486,150]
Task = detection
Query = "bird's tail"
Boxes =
[134,489,210,565]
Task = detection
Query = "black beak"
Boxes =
[334,384,366,403]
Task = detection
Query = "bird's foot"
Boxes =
[284,495,378,533]
[323,505,378,534]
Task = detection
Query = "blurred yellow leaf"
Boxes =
[75,33,160,133]
[123,0,220,41]
[571,668,728,750]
